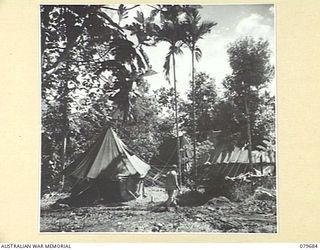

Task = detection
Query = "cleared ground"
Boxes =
[40,187,276,233]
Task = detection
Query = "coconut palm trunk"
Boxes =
[172,52,182,185]
[155,5,189,185]
[191,47,197,182]
[182,8,216,186]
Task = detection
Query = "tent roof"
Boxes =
[66,128,150,180]
[211,147,275,164]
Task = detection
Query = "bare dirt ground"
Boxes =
[40,187,276,233]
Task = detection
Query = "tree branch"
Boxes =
[101,5,140,11]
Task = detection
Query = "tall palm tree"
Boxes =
[183,7,216,183]
[155,5,186,183]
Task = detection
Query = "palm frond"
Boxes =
[163,51,172,83]
[136,51,146,70]
[138,47,151,69]
[174,41,185,55]
[163,42,185,82]
[194,47,202,62]
[185,7,201,25]
[155,20,186,45]
[196,21,217,39]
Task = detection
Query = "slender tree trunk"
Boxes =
[61,136,67,189]
[172,53,182,185]
[191,48,197,185]
[60,6,69,191]
[61,62,70,190]
[243,92,253,172]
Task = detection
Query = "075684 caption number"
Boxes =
[300,244,318,248]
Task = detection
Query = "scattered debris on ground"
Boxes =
[40,184,277,233]
[254,187,276,201]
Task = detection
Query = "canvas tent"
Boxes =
[211,146,275,165]
[212,146,275,176]
[63,127,150,205]
[197,145,276,183]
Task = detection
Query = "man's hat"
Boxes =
[171,164,178,169]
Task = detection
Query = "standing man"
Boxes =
[164,164,180,211]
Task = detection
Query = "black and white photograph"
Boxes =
[40,4,276,233]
